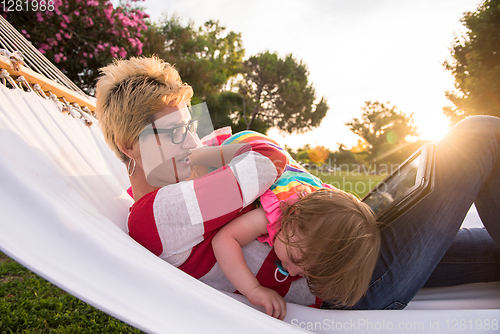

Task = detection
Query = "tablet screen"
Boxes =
[363,152,421,216]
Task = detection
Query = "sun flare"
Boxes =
[416,114,451,142]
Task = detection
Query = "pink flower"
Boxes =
[119,48,127,58]
[136,40,143,55]
[121,16,134,27]
[61,14,70,24]
[87,0,99,6]
[83,17,94,27]
[73,10,80,16]
[21,30,31,38]
[55,33,62,41]
[54,53,64,63]
[60,22,67,28]
[82,52,88,57]
[110,45,119,57]
[38,48,46,54]
[36,12,43,22]
[104,5,113,20]
[97,43,105,51]
[64,33,71,39]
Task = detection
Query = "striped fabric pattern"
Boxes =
[223,131,331,201]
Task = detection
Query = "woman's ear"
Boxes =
[117,140,135,160]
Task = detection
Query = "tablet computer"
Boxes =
[361,143,436,227]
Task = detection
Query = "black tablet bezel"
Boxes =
[361,143,435,227]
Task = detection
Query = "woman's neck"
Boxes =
[129,172,162,202]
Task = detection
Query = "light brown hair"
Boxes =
[278,188,380,307]
[95,57,193,163]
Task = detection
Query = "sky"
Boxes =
[137,0,483,150]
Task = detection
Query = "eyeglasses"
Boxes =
[140,120,198,144]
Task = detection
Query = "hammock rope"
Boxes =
[0,15,87,96]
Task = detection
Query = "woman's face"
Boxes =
[137,101,200,186]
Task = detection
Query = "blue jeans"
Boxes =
[323,116,500,310]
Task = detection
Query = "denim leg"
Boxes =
[322,116,500,310]
[423,228,500,287]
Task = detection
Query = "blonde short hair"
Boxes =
[278,188,380,307]
[95,57,193,163]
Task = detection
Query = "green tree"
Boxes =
[157,15,245,102]
[296,144,311,163]
[443,0,500,125]
[284,145,298,160]
[330,143,358,165]
[2,0,150,95]
[239,51,328,133]
[149,15,249,132]
[345,101,418,163]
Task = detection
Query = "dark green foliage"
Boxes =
[156,16,245,101]
[443,0,500,125]
[345,101,419,164]
[240,52,329,133]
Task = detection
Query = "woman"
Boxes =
[95,56,499,311]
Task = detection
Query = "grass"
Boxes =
[0,173,385,332]
[309,169,387,199]
[0,252,142,333]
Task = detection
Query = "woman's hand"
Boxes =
[246,286,287,320]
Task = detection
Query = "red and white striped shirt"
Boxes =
[128,141,320,307]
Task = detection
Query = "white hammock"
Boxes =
[0,78,499,334]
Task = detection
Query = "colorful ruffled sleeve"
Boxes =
[257,189,300,247]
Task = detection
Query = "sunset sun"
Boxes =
[416,114,451,142]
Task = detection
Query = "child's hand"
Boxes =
[246,286,287,320]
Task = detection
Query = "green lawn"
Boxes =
[0,174,386,332]
[309,169,387,198]
[0,252,141,333]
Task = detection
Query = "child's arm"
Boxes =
[190,144,247,168]
[212,207,287,320]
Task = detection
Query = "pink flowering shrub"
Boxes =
[1,0,149,95]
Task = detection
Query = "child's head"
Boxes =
[276,188,380,307]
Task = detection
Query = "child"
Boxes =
[212,186,381,320]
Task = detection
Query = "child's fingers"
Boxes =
[279,298,287,320]
[262,301,275,317]
[264,299,282,319]
[272,298,286,320]
[281,299,287,320]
